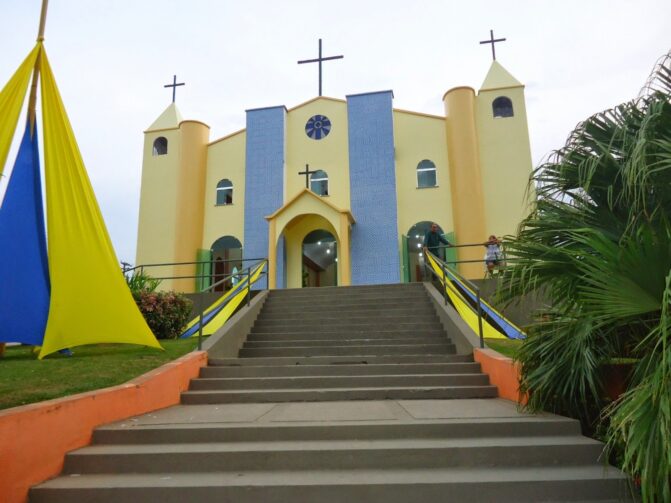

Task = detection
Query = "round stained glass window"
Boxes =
[305,115,331,140]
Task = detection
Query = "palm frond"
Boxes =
[499,49,671,501]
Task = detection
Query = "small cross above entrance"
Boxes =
[479,29,506,61]
[164,75,185,103]
[297,39,343,97]
[298,164,318,189]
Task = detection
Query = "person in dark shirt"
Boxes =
[423,223,451,260]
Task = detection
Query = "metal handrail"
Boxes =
[123,258,268,350]
[430,241,507,249]
[191,258,268,350]
[122,257,266,275]
[427,243,510,274]
[424,251,486,349]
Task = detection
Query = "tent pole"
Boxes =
[28,0,49,134]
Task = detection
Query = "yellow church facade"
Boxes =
[136,61,533,292]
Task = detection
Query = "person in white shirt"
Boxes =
[484,235,503,275]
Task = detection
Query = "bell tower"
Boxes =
[136,103,210,291]
[476,61,534,239]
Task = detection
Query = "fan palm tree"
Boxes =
[498,51,671,501]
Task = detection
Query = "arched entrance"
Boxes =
[265,189,354,289]
[211,235,242,292]
[279,213,341,289]
[302,230,338,287]
[405,221,449,282]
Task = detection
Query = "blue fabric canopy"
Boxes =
[0,121,50,345]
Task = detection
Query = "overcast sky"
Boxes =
[1,0,669,263]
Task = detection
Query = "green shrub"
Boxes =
[126,271,161,294]
[132,290,193,339]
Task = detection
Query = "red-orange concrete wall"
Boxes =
[474,347,527,405]
[0,351,207,503]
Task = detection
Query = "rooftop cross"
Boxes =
[479,29,506,61]
[164,75,185,103]
[297,39,343,97]
[298,164,318,189]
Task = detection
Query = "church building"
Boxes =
[136,59,533,292]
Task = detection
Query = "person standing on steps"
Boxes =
[423,223,451,261]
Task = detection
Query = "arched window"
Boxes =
[417,160,437,188]
[216,179,233,205]
[310,170,329,196]
[492,97,514,118]
[152,137,168,156]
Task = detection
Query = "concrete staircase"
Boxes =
[30,283,631,502]
[182,283,497,404]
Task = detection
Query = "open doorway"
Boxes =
[302,229,337,287]
[210,235,242,292]
[405,221,444,282]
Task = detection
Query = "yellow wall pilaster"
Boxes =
[173,120,210,292]
[443,87,487,279]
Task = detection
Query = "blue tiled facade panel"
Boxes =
[347,91,400,285]
[243,106,285,288]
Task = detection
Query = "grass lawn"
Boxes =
[0,338,199,411]
[484,337,522,358]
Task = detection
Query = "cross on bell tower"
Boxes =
[479,29,506,61]
[164,75,185,103]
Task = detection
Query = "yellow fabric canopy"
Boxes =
[0,43,40,176]
[38,48,161,358]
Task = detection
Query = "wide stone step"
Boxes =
[180,385,498,403]
[255,310,437,323]
[200,362,483,378]
[246,330,448,341]
[239,343,455,358]
[267,287,426,300]
[250,321,444,332]
[252,318,442,329]
[209,354,474,366]
[243,337,448,348]
[188,374,490,391]
[262,297,430,308]
[30,466,629,503]
[62,436,604,474]
[265,295,431,305]
[260,302,435,314]
[269,284,425,295]
[248,329,448,339]
[92,416,584,445]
